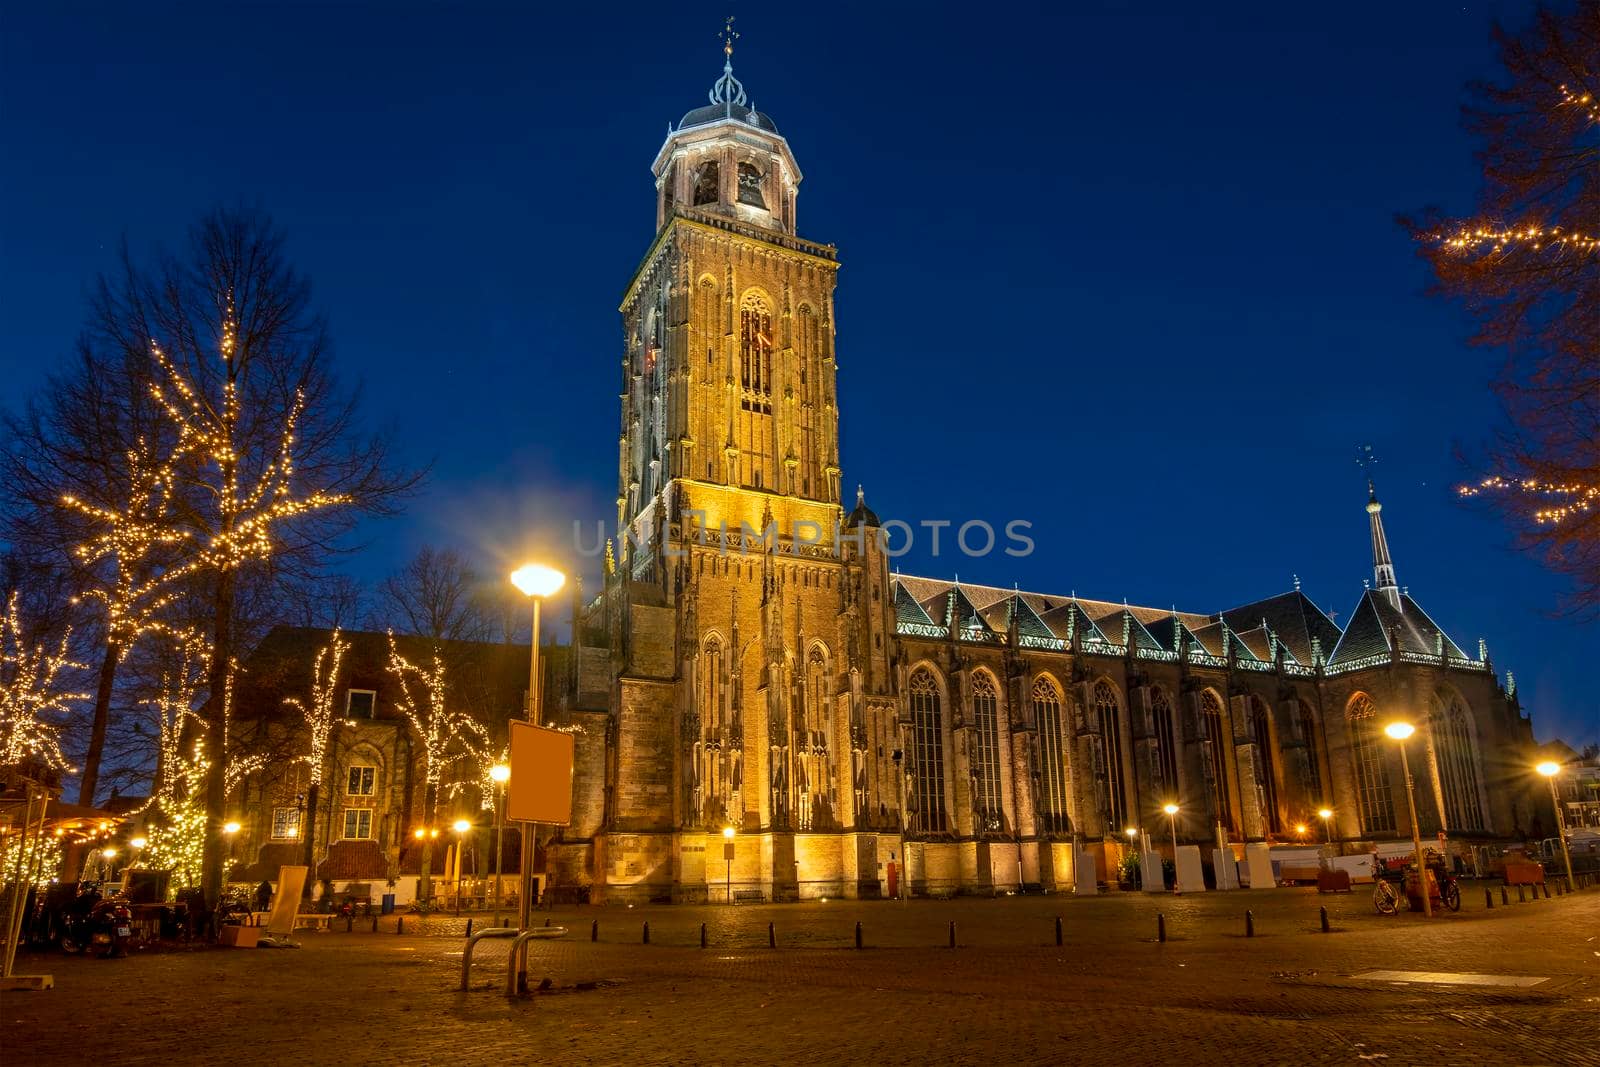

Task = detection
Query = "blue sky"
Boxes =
[1,1,1592,744]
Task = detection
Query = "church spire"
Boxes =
[1366,478,1401,611]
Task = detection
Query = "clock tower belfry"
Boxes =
[617,34,842,550]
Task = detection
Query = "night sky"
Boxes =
[2,2,1593,745]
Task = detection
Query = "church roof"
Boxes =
[1219,591,1342,666]
[1328,589,1470,667]
[678,101,779,134]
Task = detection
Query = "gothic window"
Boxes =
[1298,701,1325,805]
[1348,694,1397,835]
[1432,695,1485,832]
[693,161,719,206]
[800,646,834,831]
[702,637,725,735]
[1033,677,1071,836]
[1093,680,1127,831]
[1152,687,1178,801]
[1201,690,1236,835]
[739,295,772,400]
[737,162,766,208]
[908,668,947,834]
[1249,697,1282,835]
[969,672,1004,832]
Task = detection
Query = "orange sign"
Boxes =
[507,721,575,826]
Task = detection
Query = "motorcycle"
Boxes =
[59,882,134,958]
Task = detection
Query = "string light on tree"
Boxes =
[0,592,87,772]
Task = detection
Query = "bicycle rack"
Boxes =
[459,926,518,990]
[504,926,568,997]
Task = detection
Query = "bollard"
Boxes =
[371,915,379,933]
[396,915,404,935]
[1157,913,1166,943]
[1054,915,1063,947]
[1517,885,1526,903]
[855,921,863,950]
[347,914,354,933]
[1245,910,1254,938]
[1542,882,1550,899]
[1501,886,1509,906]
[1485,888,1494,909]
[700,922,707,948]
[642,921,650,944]
[768,922,776,949]
[1319,906,1329,934]
[948,920,956,949]
[591,919,598,942]
[465,918,473,938]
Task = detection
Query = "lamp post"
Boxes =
[1384,721,1431,917]
[722,826,736,905]
[1162,804,1180,893]
[489,762,510,925]
[451,819,471,917]
[1537,761,1575,892]
[510,563,565,933]
[1316,807,1334,868]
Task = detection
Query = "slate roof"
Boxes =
[678,102,779,134]
[1328,590,1470,667]
[1220,591,1342,666]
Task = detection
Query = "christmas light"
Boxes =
[0,592,87,771]
[1458,476,1599,525]
[282,629,350,788]
[385,633,489,825]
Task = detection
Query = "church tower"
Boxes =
[575,27,899,906]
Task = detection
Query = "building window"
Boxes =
[1201,690,1236,836]
[1249,697,1282,835]
[1152,687,1179,801]
[739,295,772,399]
[1034,677,1071,836]
[342,808,373,840]
[908,668,947,834]
[969,673,1004,832]
[1093,680,1127,831]
[346,689,376,719]
[1298,701,1324,805]
[271,807,301,840]
[799,646,834,831]
[737,162,766,208]
[1349,694,1397,835]
[693,161,718,206]
[1433,697,1485,832]
[347,765,376,797]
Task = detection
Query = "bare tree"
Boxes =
[281,629,348,895]
[1404,3,1600,613]
[377,546,493,643]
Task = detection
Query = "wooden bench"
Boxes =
[732,889,765,904]
[294,914,333,931]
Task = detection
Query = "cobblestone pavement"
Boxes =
[5,883,1597,1066]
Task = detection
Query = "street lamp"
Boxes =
[510,562,566,934]
[1162,803,1180,893]
[451,819,471,917]
[1384,721,1431,917]
[489,762,510,925]
[1537,761,1575,892]
[722,826,736,905]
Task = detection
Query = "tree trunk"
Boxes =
[300,779,321,897]
[419,779,437,904]
[76,639,120,806]
[199,568,236,912]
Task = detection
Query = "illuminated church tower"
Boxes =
[552,27,901,904]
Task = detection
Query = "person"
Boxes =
[886,852,899,900]
[255,879,272,912]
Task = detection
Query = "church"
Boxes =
[536,45,1540,902]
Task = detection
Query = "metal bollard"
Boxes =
[347,914,354,933]
[465,918,473,937]
[1517,885,1526,903]
[700,922,707,948]
[1542,882,1550,899]
[854,921,863,949]
[591,919,598,942]
[545,917,551,926]
[948,920,956,949]
[1245,910,1254,938]
[768,922,776,949]
[371,915,379,933]
[1501,885,1509,906]
[1485,888,1493,909]
[1157,913,1166,943]
[642,921,650,944]
[396,915,404,935]
[1319,906,1329,933]
[1055,915,1063,947]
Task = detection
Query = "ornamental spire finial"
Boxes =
[709,16,748,113]
[721,14,738,59]
[1357,444,1400,609]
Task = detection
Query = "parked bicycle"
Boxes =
[1372,850,1461,914]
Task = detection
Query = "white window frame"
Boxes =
[342,808,374,840]
[347,765,376,797]
[345,688,377,719]
[271,806,301,840]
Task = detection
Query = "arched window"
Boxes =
[1152,688,1178,801]
[970,673,1003,832]
[1348,694,1396,835]
[693,161,719,206]
[1033,677,1071,835]
[1201,690,1235,835]
[1433,696,1485,832]
[1249,697,1282,835]
[739,294,772,400]
[799,646,834,831]
[1298,701,1325,805]
[736,162,766,208]
[908,668,947,834]
[1093,680,1127,831]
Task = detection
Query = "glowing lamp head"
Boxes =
[1162,803,1179,816]
[101,847,118,860]
[414,828,426,839]
[1536,761,1560,778]
[722,826,736,839]
[222,820,241,835]
[1124,827,1138,839]
[429,828,439,838]
[452,819,471,833]
[489,763,511,784]
[1317,808,1333,820]
[1383,721,1415,741]
[510,563,565,599]
[1294,824,1307,835]
[130,836,147,850]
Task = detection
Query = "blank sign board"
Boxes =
[508,721,574,826]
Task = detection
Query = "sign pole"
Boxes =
[518,595,542,936]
